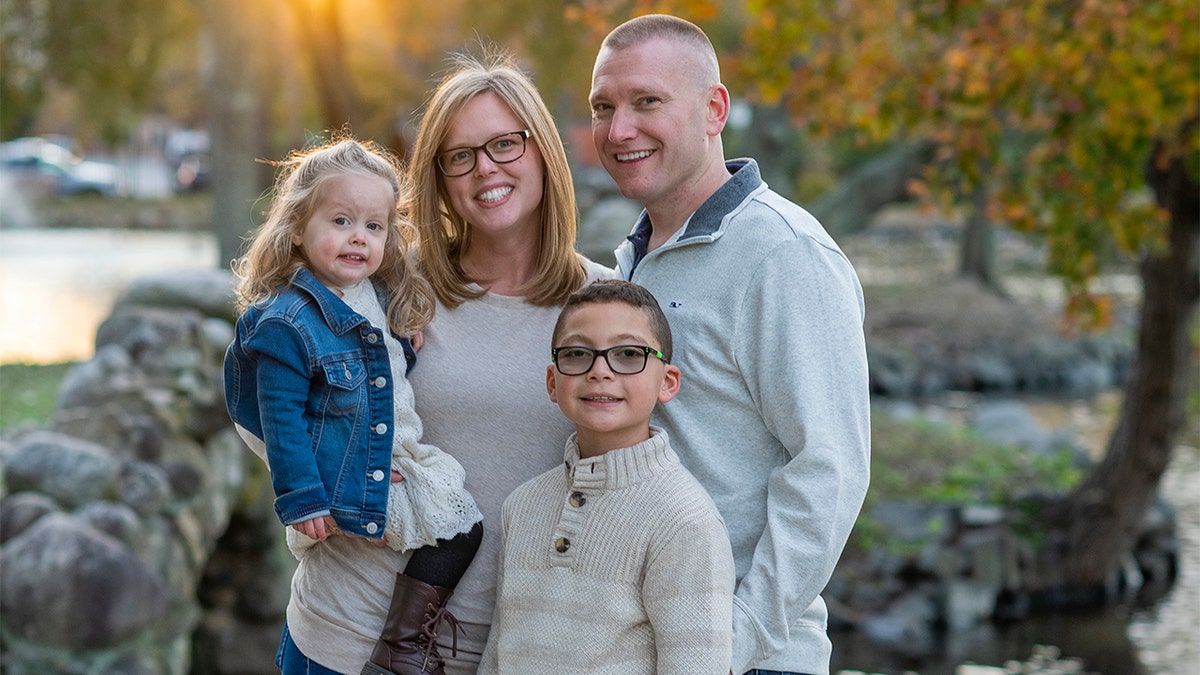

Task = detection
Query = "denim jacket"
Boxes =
[223,268,416,541]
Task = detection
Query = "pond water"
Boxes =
[830,437,1199,675]
[830,391,1199,675]
[0,228,219,363]
[1,227,1194,674]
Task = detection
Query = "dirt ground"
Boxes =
[842,205,1145,353]
[839,205,1184,458]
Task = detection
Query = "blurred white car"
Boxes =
[0,137,121,197]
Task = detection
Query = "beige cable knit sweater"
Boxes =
[479,428,734,675]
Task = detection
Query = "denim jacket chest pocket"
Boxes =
[313,348,370,420]
[321,354,368,392]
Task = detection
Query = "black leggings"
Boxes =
[402,521,483,589]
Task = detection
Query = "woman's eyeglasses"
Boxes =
[551,345,667,376]
[436,130,531,177]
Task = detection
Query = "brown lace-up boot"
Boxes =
[360,573,459,675]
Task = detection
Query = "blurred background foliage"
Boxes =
[2,0,1193,317]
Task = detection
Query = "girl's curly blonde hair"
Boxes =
[231,136,435,336]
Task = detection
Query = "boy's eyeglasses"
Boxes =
[436,130,531,177]
[551,345,667,376]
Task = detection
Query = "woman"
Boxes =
[406,50,614,673]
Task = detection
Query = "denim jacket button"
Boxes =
[372,469,386,482]
[373,376,387,388]
[374,423,388,434]
[365,333,379,344]
[365,522,379,534]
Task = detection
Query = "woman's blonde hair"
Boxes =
[409,48,587,308]
[232,136,435,336]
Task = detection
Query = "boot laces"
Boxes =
[419,602,460,671]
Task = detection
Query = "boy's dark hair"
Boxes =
[552,279,673,362]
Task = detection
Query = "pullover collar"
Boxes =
[626,158,762,266]
[562,427,676,491]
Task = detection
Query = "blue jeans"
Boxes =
[276,622,342,675]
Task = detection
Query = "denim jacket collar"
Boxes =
[289,267,372,336]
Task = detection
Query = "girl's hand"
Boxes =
[323,515,341,535]
[292,515,329,541]
[298,473,402,546]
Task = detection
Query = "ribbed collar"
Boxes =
[561,427,678,491]
[625,158,761,268]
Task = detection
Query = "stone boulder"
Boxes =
[0,269,288,675]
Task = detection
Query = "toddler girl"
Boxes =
[224,137,482,675]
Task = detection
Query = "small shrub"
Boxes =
[850,410,1083,554]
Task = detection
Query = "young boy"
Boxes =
[478,279,735,675]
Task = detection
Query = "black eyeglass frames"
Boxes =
[551,345,667,376]
[436,130,531,177]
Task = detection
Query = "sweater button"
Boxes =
[554,537,570,553]
[373,376,387,388]
[569,491,586,508]
[374,423,388,434]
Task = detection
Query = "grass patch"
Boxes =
[869,412,1083,505]
[849,410,1085,554]
[29,193,212,231]
[0,362,77,433]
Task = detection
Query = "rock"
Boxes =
[118,460,172,515]
[971,400,1051,452]
[55,344,137,410]
[0,512,168,649]
[113,269,238,322]
[0,270,289,672]
[0,492,59,543]
[94,305,208,373]
[968,352,1017,391]
[75,501,144,549]
[161,459,205,500]
[959,505,1006,527]
[102,654,162,675]
[578,196,641,266]
[2,431,120,508]
[940,580,998,631]
[860,590,937,655]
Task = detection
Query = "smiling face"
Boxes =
[292,172,393,290]
[440,91,545,244]
[589,37,730,227]
[547,300,681,458]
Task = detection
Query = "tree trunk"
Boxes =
[200,0,270,268]
[1042,131,1199,595]
[809,140,934,237]
[292,0,362,132]
[958,185,1003,294]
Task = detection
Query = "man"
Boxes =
[589,14,871,675]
